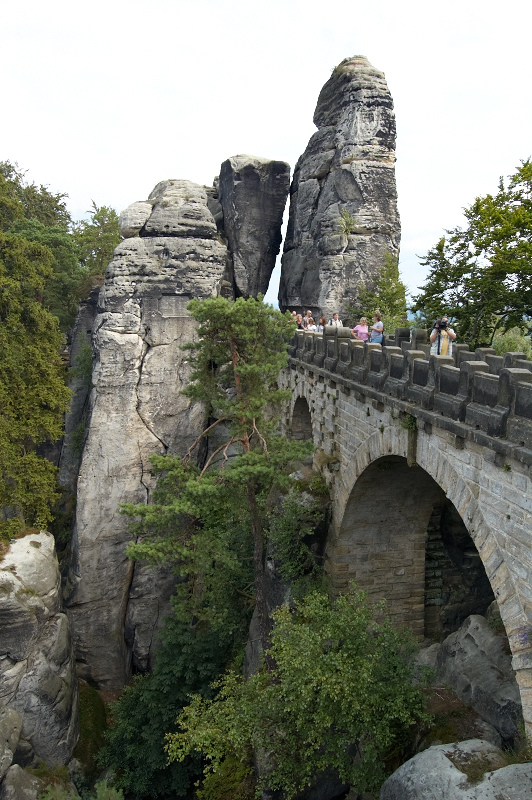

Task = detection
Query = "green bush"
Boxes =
[72,681,108,785]
[98,613,243,799]
[491,327,531,358]
[169,587,430,799]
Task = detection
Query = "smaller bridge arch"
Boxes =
[290,395,313,441]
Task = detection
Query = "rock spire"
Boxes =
[279,55,400,319]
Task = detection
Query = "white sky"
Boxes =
[3,0,531,306]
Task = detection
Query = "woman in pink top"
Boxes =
[351,317,369,342]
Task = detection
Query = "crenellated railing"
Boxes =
[288,327,532,450]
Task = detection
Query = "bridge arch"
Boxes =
[325,425,532,730]
[327,453,495,639]
[327,426,522,636]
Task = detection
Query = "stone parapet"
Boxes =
[287,328,532,460]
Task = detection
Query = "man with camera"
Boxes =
[430,316,456,356]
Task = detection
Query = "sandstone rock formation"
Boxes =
[434,615,522,742]
[380,739,532,799]
[218,155,290,298]
[65,163,290,689]
[0,764,43,800]
[65,180,226,689]
[279,56,400,319]
[0,533,78,767]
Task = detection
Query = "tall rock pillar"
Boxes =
[279,56,400,319]
[65,180,228,689]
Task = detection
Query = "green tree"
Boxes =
[412,160,532,348]
[98,614,238,799]
[0,161,71,228]
[0,230,71,537]
[10,218,86,330]
[349,252,407,331]
[73,201,121,280]
[168,588,429,799]
[125,296,311,663]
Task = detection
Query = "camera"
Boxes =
[433,319,447,330]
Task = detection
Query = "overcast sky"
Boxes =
[3,0,531,306]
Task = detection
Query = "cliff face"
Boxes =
[65,180,226,689]
[65,162,289,689]
[279,56,400,319]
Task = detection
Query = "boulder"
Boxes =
[380,739,532,800]
[0,706,22,781]
[218,155,290,298]
[0,764,42,800]
[144,180,219,239]
[279,56,400,319]
[435,615,522,741]
[118,200,153,238]
[0,534,78,766]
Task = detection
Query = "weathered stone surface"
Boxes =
[65,181,228,689]
[124,561,176,673]
[279,56,400,319]
[380,740,532,799]
[0,706,21,781]
[119,201,153,238]
[0,533,78,766]
[0,764,42,800]
[218,155,290,298]
[435,615,522,741]
[144,180,218,239]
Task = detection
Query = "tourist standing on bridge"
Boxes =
[296,314,305,330]
[328,312,343,327]
[351,317,369,341]
[370,313,384,344]
[301,310,313,329]
[430,316,456,356]
[316,316,327,333]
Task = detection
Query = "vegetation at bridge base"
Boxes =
[168,587,430,800]
[97,614,240,799]
[412,160,532,350]
[102,296,329,797]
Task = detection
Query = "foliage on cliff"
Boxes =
[168,587,429,799]
[412,160,532,349]
[0,227,71,536]
[348,252,407,331]
[0,161,120,331]
[0,162,120,536]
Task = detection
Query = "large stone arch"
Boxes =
[326,424,532,734]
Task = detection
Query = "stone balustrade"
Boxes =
[288,327,532,455]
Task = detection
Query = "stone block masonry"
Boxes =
[280,326,532,737]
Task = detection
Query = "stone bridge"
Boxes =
[279,326,532,734]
